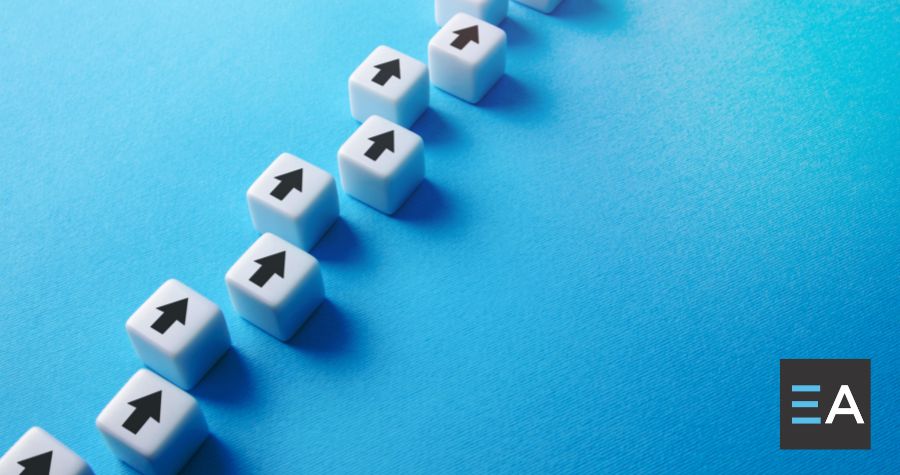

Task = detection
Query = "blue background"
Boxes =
[1,0,898,473]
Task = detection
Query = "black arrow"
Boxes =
[365,130,395,161]
[249,251,286,287]
[270,168,303,200]
[18,451,52,475]
[451,25,479,50]
[123,391,162,435]
[372,59,401,86]
[151,298,188,334]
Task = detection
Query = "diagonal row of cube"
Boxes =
[93,99,431,475]
[99,12,529,472]
[1,3,566,475]
[11,4,568,475]
[221,11,516,377]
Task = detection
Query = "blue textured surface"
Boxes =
[1,0,898,473]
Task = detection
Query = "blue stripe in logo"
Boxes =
[791,417,822,425]
[791,400,818,408]
[791,385,820,392]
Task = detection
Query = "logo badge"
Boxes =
[780,359,870,449]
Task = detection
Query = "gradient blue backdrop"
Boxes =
[1,0,898,473]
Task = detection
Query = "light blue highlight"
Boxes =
[792,400,818,408]
[791,417,822,425]
[791,385,820,392]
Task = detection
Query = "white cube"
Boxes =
[96,369,208,475]
[349,45,429,127]
[125,279,231,389]
[0,427,92,475]
[338,115,425,215]
[429,13,507,103]
[225,232,324,341]
[435,0,508,25]
[247,153,339,250]
[513,0,563,13]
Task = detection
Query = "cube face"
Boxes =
[247,153,339,250]
[0,427,92,475]
[349,45,429,127]
[513,0,563,13]
[96,369,208,475]
[125,279,231,389]
[429,13,507,103]
[435,0,508,25]
[338,115,425,215]
[225,232,324,341]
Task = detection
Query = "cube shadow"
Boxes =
[191,348,256,406]
[392,179,452,226]
[288,300,354,357]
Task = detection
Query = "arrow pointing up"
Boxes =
[365,130,395,161]
[271,168,303,200]
[249,251,286,287]
[123,391,162,435]
[151,298,188,335]
[451,25,479,50]
[372,59,401,86]
[18,451,52,475]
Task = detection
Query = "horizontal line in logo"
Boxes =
[791,400,818,408]
[791,417,821,425]
[791,385,820,392]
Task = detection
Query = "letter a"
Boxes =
[826,385,864,424]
